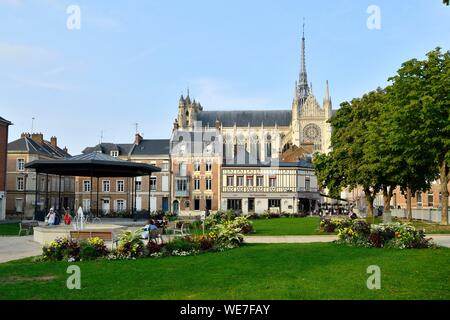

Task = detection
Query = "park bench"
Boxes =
[167,222,191,237]
[70,230,118,249]
[18,221,39,236]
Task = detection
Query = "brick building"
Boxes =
[0,117,12,220]
[392,183,450,210]
[75,134,171,215]
[6,133,74,219]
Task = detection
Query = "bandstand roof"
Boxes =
[25,152,161,177]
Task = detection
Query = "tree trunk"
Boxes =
[406,186,412,221]
[440,161,449,226]
[364,189,374,222]
[383,186,393,213]
[383,186,393,223]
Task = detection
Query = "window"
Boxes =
[227,199,242,211]
[176,179,187,191]
[103,180,110,192]
[206,161,212,172]
[205,198,212,210]
[161,162,169,172]
[110,151,119,158]
[205,178,212,190]
[83,180,91,192]
[305,177,311,191]
[269,199,281,208]
[15,198,24,213]
[162,176,169,192]
[246,176,254,187]
[116,199,126,212]
[150,177,156,191]
[265,135,272,158]
[194,178,200,190]
[416,192,423,208]
[256,176,264,187]
[194,198,200,211]
[269,177,277,188]
[194,161,201,172]
[227,176,234,187]
[17,177,25,191]
[17,159,25,171]
[179,162,187,176]
[428,193,434,208]
[237,176,244,187]
[117,180,124,192]
[134,177,142,192]
[248,198,255,212]
[82,199,91,212]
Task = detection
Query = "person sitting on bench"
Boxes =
[142,219,157,239]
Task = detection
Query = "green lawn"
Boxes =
[250,217,323,236]
[0,243,448,300]
[0,223,20,236]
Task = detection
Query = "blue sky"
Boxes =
[1,0,449,154]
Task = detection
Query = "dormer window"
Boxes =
[110,151,119,158]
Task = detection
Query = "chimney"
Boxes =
[134,133,143,145]
[63,147,68,154]
[21,132,30,138]
[50,136,57,148]
[31,133,44,145]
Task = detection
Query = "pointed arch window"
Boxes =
[265,135,272,159]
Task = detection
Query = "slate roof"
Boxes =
[197,110,292,127]
[8,136,70,158]
[82,143,133,156]
[0,116,12,126]
[82,140,170,157]
[130,139,170,156]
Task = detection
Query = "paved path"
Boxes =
[244,234,450,247]
[430,235,450,248]
[0,236,42,263]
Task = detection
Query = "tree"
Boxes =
[386,49,449,223]
[315,89,388,219]
[444,0,449,6]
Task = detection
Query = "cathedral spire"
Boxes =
[297,19,310,104]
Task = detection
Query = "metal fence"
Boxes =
[390,208,449,223]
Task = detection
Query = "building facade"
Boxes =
[6,133,74,219]
[392,183,450,210]
[221,161,320,215]
[0,117,12,220]
[75,135,171,215]
[169,29,330,215]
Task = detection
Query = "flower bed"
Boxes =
[320,218,434,249]
[39,217,245,262]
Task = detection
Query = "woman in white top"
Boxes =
[46,208,56,226]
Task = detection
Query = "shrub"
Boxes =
[147,240,164,255]
[193,235,215,251]
[163,236,200,255]
[116,229,145,259]
[79,237,108,261]
[335,219,433,249]
[229,216,253,234]
[42,238,73,261]
[210,221,244,247]
[320,219,339,233]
